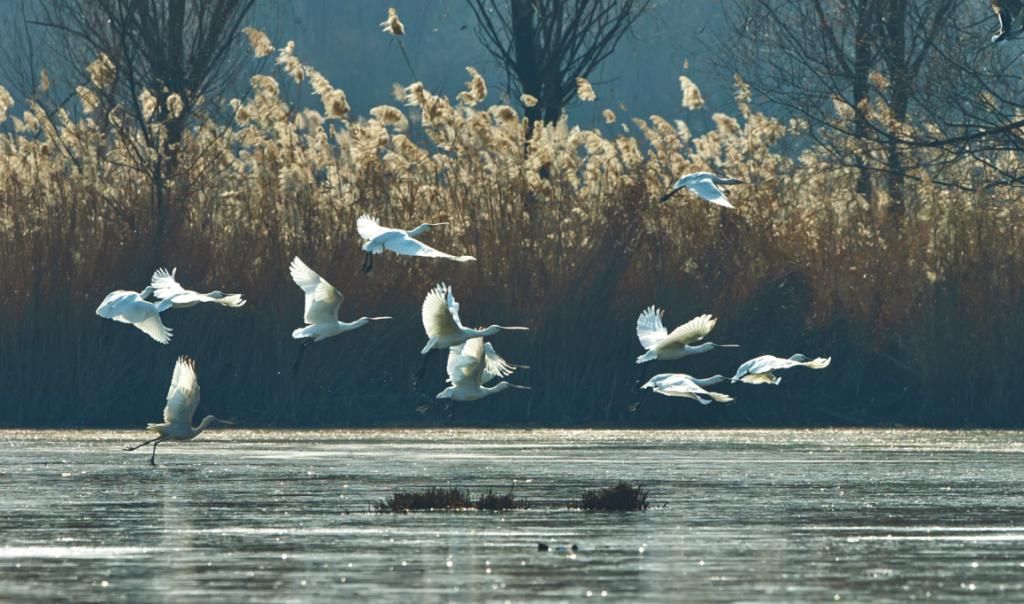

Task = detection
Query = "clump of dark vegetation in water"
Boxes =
[573,482,649,512]
[475,489,526,511]
[374,487,526,513]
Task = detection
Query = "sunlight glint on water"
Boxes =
[1,429,1024,602]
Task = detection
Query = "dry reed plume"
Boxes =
[0,31,1021,427]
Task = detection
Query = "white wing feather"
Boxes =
[151,268,187,300]
[636,305,668,350]
[357,215,390,241]
[163,356,200,425]
[422,283,461,339]
[290,256,342,325]
[133,313,173,344]
[663,314,717,347]
[686,178,735,208]
[384,235,467,260]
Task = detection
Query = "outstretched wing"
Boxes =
[133,311,173,345]
[384,234,465,260]
[151,268,188,301]
[422,283,462,339]
[357,215,390,242]
[664,313,717,347]
[481,341,517,384]
[685,177,734,208]
[290,256,343,325]
[636,305,668,350]
[164,356,200,425]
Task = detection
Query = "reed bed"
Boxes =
[0,33,1021,427]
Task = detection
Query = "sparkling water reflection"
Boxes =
[1,429,1024,602]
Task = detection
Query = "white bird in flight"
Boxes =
[421,283,528,353]
[636,306,737,364]
[290,256,392,342]
[731,354,831,385]
[151,267,246,308]
[641,373,733,405]
[992,0,1024,43]
[123,356,232,465]
[417,283,528,382]
[437,337,530,401]
[659,172,742,208]
[357,215,475,272]
[95,286,175,344]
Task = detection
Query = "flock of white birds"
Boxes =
[96,174,829,464]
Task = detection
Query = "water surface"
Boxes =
[2,429,1023,602]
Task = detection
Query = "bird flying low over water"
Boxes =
[731,354,831,385]
[95,286,175,344]
[636,306,737,364]
[641,373,733,405]
[123,356,232,465]
[659,172,742,208]
[151,267,246,309]
[357,215,475,272]
[289,256,392,342]
[992,0,1024,43]
[437,337,529,401]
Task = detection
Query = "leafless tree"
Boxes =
[467,0,650,129]
[8,0,255,264]
[717,0,973,218]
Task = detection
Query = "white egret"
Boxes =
[636,306,737,364]
[357,215,475,272]
[289,256,392,342]
[150,267,246,308]
[992,0,1024,43]
[659,172,742,208]
[123,356,232,465]
[417,283,528,382]
[641,373,733,405]
[436,337,529,401]
[95,287,175,344]
[731,354,831,385]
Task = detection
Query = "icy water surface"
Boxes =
[2,429,1024,602]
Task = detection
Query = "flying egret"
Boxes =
[290,256,391,372]
[641,373,733,405]
[731,354,831,385]
[150,268,246,308]
[123,356,232,465]
[436,337,530,401]
[95,286,175,344]
[417,283,528,382]
[659,172,742,208]
[290,256,392,342]
[992,0,1024,43]
[357,215,475,272]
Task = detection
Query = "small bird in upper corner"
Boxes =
[659,172,743,208]
[992,0,1024,43]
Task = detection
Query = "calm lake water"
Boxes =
[1,429,1023,602]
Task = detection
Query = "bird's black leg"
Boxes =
[292,339,312,374]
[150,441,160,465]
[446,402,457,426]
[629,387,651,414]
[124,436,162,452]
[366,252,373,273]
[413,349,435,386]
[634,363,651,391]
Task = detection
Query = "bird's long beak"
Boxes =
[509,384,531,390]
[714,343,740,348]
[217,418,236,426]
[658,191,673,203]
[502,326,530,331]
[428,222,449,227]
[369,316,393,321]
